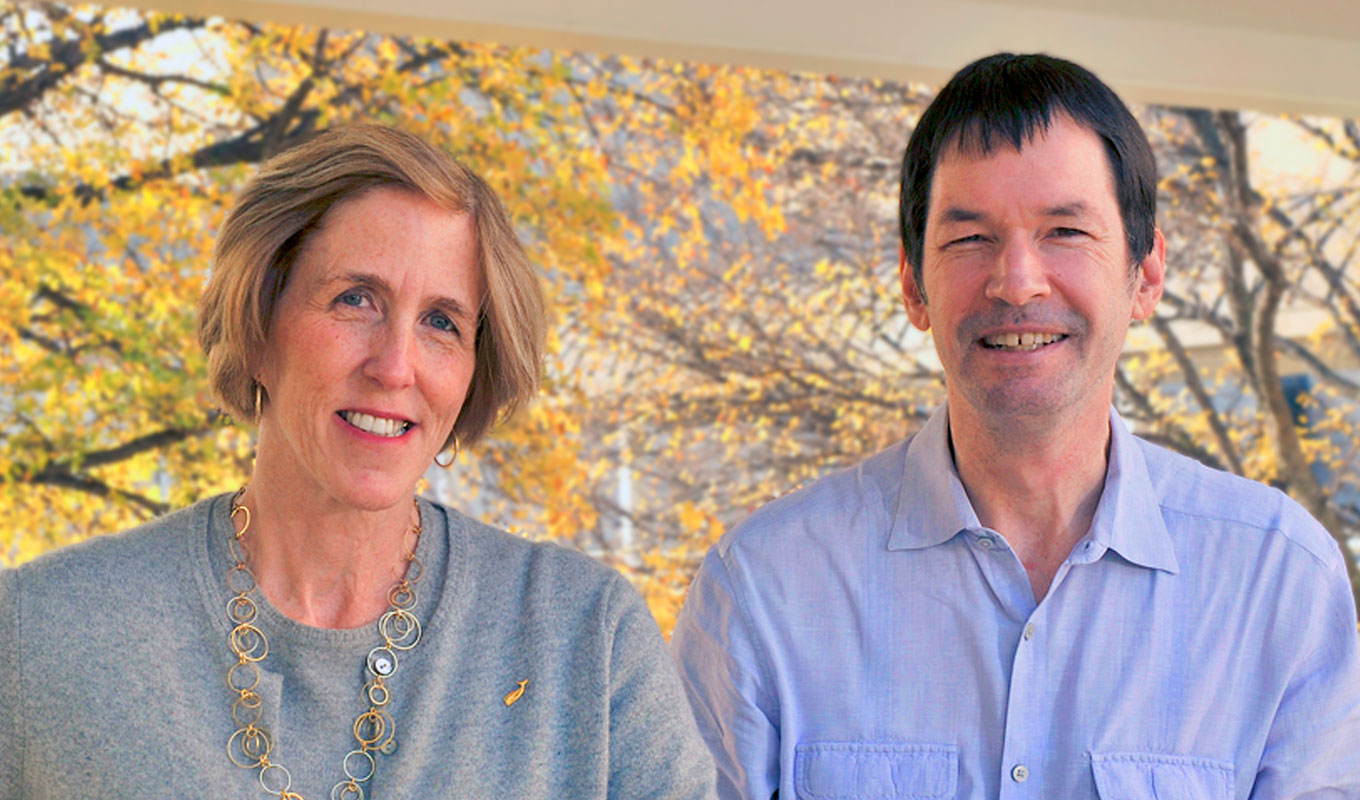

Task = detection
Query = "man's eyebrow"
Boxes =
[937,207,984,224]
[324,271,476,321]
[1041,201,1091,218]
[935,202,1093,223]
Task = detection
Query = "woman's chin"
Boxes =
[328,471,423,513]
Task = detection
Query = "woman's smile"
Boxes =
[338,409,415,438]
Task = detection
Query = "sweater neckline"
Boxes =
[189,492,465,653]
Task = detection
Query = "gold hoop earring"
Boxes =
[434,439,459,469]
[253,382,264,425]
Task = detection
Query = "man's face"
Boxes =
[900,116,1164,429]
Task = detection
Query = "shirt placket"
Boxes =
[997,601,1045,800]
[972,531,1094,798]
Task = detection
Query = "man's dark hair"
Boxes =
[898,53,1157,297]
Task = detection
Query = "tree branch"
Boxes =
[13,32,461,206]
[81,427,208,468]
[1150,316,1245,475]
[93,57,230,96]
[0,14,208,118]
[1114,365,1225,471]
[21,467,168,516]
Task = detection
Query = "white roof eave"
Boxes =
[121,0,1360,119]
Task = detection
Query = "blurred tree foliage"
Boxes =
[1134,109,1360,603]
[3,2,1358,631]
[0,5,612,546]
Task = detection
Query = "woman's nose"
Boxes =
[363,323,417,389]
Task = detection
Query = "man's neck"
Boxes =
[948,399,1112,603]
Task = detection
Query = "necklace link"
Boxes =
[224,488,423,799]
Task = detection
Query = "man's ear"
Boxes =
[1131,227,1166,321]
[900,245,931,332]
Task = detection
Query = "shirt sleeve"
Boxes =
[606,572,718,800]
[0,567,22,800]
[1251,551,1360,798]
[670,548,779,800]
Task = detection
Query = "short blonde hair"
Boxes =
[198,124,545,447]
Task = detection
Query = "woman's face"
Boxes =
[255,187,482,512]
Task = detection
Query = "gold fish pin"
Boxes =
[504,679,528,707]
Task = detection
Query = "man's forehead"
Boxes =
[937,112,1100,162]
[941,113,1058,161]
[927,118,1117,213]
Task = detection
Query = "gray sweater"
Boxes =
[0,494,716,799]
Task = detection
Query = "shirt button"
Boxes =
[1023,623,1036,641]
[977,536,995,550]
[1012,764,1029,783]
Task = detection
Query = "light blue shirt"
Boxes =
[672,405,1360,799]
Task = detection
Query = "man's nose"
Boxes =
[985,235,1051,306]
[364,322,417,389]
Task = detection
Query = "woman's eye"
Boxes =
[948,234,984,247]
[338,290,369,308]
[428,311,458,335]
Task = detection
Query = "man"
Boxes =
[671,53,1360,798]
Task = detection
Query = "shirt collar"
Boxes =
[886,403,1179,575]
[887,404,980,551]
[1090,407,1179,574]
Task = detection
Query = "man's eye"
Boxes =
[947,234,984,247]
[1052,227,1086,238]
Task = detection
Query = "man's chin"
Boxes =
[961,383,1082,426]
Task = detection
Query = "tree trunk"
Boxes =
[1239,224,1360,611]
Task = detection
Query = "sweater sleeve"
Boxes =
[0,567,23,800]
[605,573,717,800]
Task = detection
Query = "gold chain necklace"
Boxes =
[225,488,425,800]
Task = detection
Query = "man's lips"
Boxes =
[980,332,1068,351]
[959,304,1086,352]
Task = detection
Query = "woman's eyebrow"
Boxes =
[428,294,476,324]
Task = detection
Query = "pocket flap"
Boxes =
[794,741,957,800]
[1091,752,1234,800]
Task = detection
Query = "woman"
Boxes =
[0,125,715,799]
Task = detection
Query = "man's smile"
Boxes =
[980,332,1069,351]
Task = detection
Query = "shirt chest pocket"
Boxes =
[794,741,958,800]
[1091,752,1234,800]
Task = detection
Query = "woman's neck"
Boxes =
[234,477,419,629]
